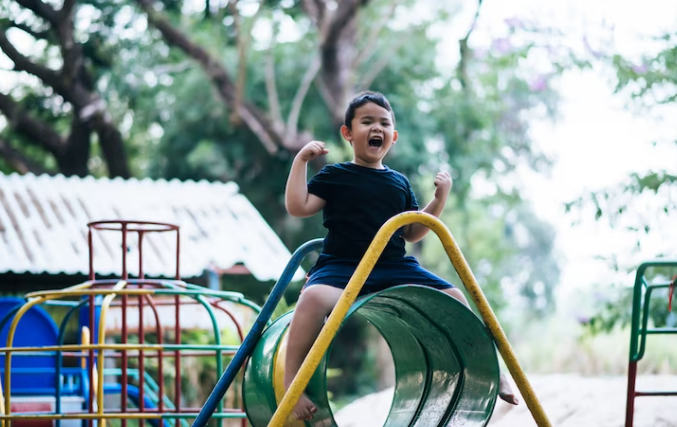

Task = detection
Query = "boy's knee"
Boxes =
[443,288,469,306]
[297,285,340,313]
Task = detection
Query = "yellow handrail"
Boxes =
[25,289,154,298]
[268,211,552,427]
[97,280,128,427]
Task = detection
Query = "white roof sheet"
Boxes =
[0,172,305,282]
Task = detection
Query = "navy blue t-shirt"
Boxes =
[307,162,419,260]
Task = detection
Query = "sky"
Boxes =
[469,1,677,299]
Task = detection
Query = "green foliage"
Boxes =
[0,2,575,401]
[585,267,677,336]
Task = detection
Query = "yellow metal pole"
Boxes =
[0,414,163,420]
[97,280,128,427]
[0,344,164,353]
[268,211,551,427]
[81,327,90,369]
[25,289,154,298]
[0,374,4,427]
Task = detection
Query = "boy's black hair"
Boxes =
[344,91,395,129]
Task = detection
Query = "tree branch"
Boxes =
[352,0,398,69]
[457,0,483,91]
[0,137,50,175]
[0,92,65,155]
[14,0,59,25]
[323,0,365,46]
[264,28,284,130]
[59,0,78,21]
[227,0,266,126]
[358,36,406,89]
[0,28,62,88]
[9,20,51,40]
[301,0,323,27]
[286,55,321,142]
[135,0,285,154]
[463,0,483,42]
[227,0,245,125]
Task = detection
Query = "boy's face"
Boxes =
[341,102,398,168]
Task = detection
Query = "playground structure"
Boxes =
[0,213,557,426]
[625,261,677,427]
[0,220,261,427]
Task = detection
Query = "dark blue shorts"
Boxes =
[304,254,453,296]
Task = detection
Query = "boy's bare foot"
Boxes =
[292,392,317,421]
[499,373,519,405]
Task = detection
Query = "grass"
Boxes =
[505,314,677,375]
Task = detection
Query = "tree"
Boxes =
[570,29,677,332]
[0,0,130,177]
[2,0,566,313]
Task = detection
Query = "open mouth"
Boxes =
[368,137,383,148]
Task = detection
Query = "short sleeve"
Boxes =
[307,165,334,201]
[405,177,419,211]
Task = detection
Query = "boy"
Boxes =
[284,91,518,421]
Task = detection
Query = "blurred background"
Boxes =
[1,0,675,422]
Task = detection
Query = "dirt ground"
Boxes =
[334,374,677,427]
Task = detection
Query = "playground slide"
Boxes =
[243,285,500,427]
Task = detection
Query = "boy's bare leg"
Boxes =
[284,285,344,421]
[440,288,520,406]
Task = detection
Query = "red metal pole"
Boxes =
[175,294,181,427]
[122,223,128,280]
[122,221,129,427]
[143,294,164,413]
[87,226,95,427]
[121,292,128,427]
[138,232,146,427]
[625,361,638,427]
[174,228,181,426]
[88,228,94,280]
[175,229,180,280]
[88,294,95,427]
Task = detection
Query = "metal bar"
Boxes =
[635,391,677,396]
[625,360,637,427]
[122,290,128,427]
[98,280,128,427]
[636,285,655,361]
[644,328,677,334]
[175,293,181,427]
[88,228,94,280]
[191,238,323,427]
[0,414,246,420]
[268,212,550,427]
[55,299,88,427]
[0,351,236,358]
[139,232,146,427]
[209,301,246,427]
[0,344,241,352]
[25,289,248,298]
[144,295,165,413]
[88,294,95,427]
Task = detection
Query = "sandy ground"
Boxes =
[334,374,677,426]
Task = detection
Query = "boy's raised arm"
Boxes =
[403,171,452,242]
[285,141,328,218]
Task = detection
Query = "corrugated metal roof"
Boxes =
[0,172,304,282]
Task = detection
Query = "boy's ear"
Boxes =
[392,130,398,144]
[340,125,352,142]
